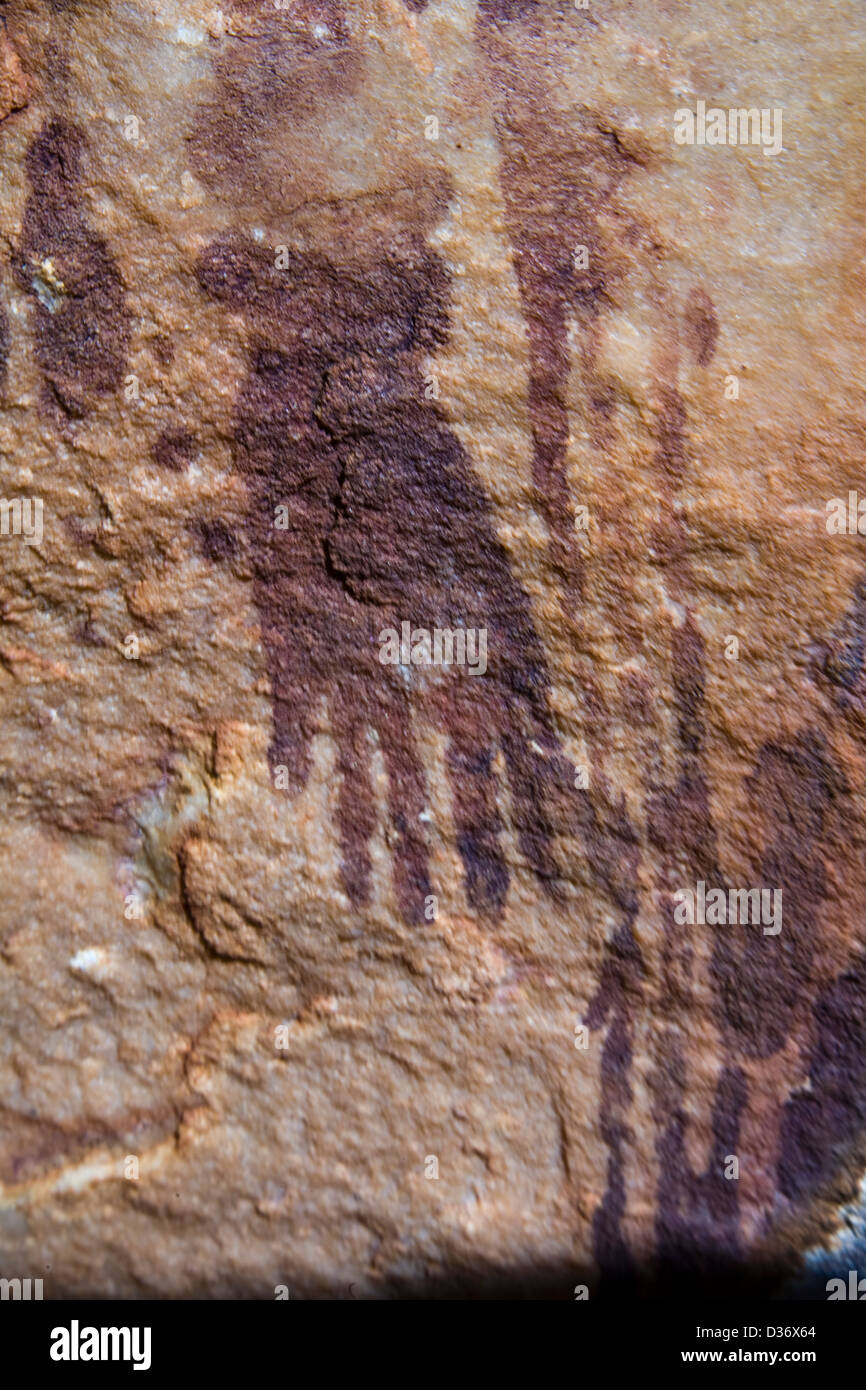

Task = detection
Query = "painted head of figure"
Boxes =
[188,0,451,245]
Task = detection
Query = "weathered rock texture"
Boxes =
[0,0,865,1297]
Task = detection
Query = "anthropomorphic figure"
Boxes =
[195,228,583,923]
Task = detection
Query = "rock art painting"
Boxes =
[0,0,864,1337]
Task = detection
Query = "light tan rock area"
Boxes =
[0,0,865,1299]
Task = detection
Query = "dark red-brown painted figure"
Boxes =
[195,230,582,924]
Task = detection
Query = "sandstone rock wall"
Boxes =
[0,0,864,1296]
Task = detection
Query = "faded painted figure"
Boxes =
[184,0,611,924]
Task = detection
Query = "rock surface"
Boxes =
[0,0,865,1297]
